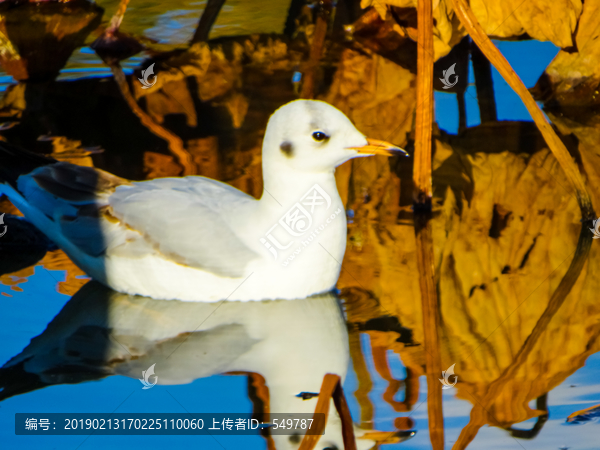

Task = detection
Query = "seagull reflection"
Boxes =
[0,281,414,449]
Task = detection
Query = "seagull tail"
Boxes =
[0,141,56,191]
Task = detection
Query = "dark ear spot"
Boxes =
[280,141,293,157]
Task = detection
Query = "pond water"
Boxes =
[0,1,599,450]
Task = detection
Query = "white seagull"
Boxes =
[0,100,406,301]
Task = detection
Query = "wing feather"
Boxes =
[16,164,258,278]
[109,177,258,277]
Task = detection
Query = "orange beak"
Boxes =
[347,138,409,157]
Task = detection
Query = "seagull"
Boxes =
[0,100,407,301]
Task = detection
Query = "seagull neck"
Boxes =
[261,169,338,206]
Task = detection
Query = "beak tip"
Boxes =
[395,147,409,157]
[351,138,410,157]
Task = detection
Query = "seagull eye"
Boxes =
[312,131,328,142]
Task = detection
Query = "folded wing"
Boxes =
[16,163,258,278]
[109,177,259,277]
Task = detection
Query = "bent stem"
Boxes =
[110,64,196,175]
[298,373,357,450]
[446,4,596,446]
[190,0,226,43]
[107,0,130,33]
[452,221,594,449]
[450,0,594,220]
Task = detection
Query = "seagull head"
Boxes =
[262,100,407,174]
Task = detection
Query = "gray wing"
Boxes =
[15,163,258,278]
[108,176,259,277]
